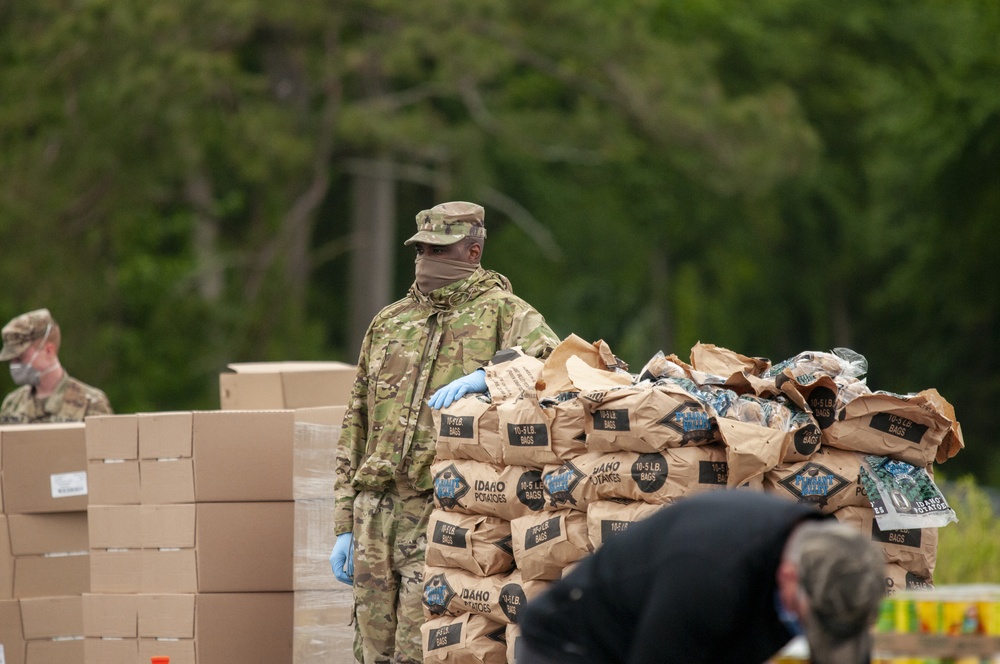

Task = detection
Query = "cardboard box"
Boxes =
[1,423,87,514]
[195,593,293,663]
[20,595,83,639]
[0,598,26,664]
[85,415,141,508]
[84,408,346,506]
[293,406,346,500]
[82,593,137,638]
[6,513,89,556]
[88,506,142,550]
[84,415,138,461]
[84,637,138,664]
[87,460,140,505]
[1,515,13,600]
[90,502,293,594]
[83,593,293,664]
[142,549,198,594]
[139,458,195,504]
[89,550,142,594]
[26,638,85,664]
[89,504,195,551]
[195,502,293,592]
[192,410,296,502]
[219,361,356,410]
[14,554,90,599]
[138,593,195,637]
[138,412,193,460]
[6,513,90,599]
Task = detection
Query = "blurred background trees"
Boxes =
[1,0,997,484]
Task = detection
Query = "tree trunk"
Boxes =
[348,158,396,356]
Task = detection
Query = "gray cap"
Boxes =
[404,201,487,246]
[797,522,885,664]
[0,308,55,361]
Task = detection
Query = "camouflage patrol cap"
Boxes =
[403,201,487,246]
[797,522,885,664]
[0,308,55,361]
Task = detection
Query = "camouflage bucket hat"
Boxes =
[404,201,487,246]
[0,308,55,361]
[798,522,886,664]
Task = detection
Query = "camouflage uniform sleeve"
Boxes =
[500,300,559,360]
[333,329,372,535]
[85,389,113,416]
[0,388,23,423]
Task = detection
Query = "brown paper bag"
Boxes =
[542,446,729,510]
[433,395,504,465]
[510,509,592,581]
[917,388,965,463]
[422,567,549,625]
[689,342,770,378]
[537,334,626,398]
[505,623,520,664]
[432,460,548,521]
[426,510,515,577]
[484,347,544,404]
[586,499,663,549]
[582,381,720,453]
[497,394,558,468]
[421,612,508,663]
[716,410,822,487]
[541,393,588,461]
[882,562,934,595]
[763,447,871,514]
[834,505,938,579]
[494,569,551,625]
[823,391,953,466]
[497,393,589,469]
[718,418,788,488]
[775,372,840,429]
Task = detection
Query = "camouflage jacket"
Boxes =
[334,267,558,534]
[0,373,113,424]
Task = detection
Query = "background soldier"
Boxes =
[0,308,113,423]
[331,201,559,663]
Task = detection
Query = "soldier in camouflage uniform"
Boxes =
[331,201,559,663]
[0,308,113,423]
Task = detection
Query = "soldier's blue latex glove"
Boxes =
[428,368,487,410]
[330,532,354,585]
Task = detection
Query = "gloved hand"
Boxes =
[428,368,487,410]
[329,532,354,585]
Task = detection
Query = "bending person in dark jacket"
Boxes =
[517,490,884,664]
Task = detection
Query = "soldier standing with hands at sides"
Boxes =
[330,201,559,663]
[0,308,112,423]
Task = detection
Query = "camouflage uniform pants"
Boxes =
[352,487,433,664]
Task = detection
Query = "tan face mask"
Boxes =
[415,255,478,293]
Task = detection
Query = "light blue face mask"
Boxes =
[8,323,51,387]
[775,590,804,637]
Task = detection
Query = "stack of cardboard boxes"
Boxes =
[1,422,90,664]
[81,361,356,664]
[0,361,349,664]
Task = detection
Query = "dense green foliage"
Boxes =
[1,1,997,483]
[937,477,1000,584]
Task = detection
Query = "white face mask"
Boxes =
[9,324,54,387]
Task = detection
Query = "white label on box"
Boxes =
[1,643,5,664]
[51,471,88,498]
